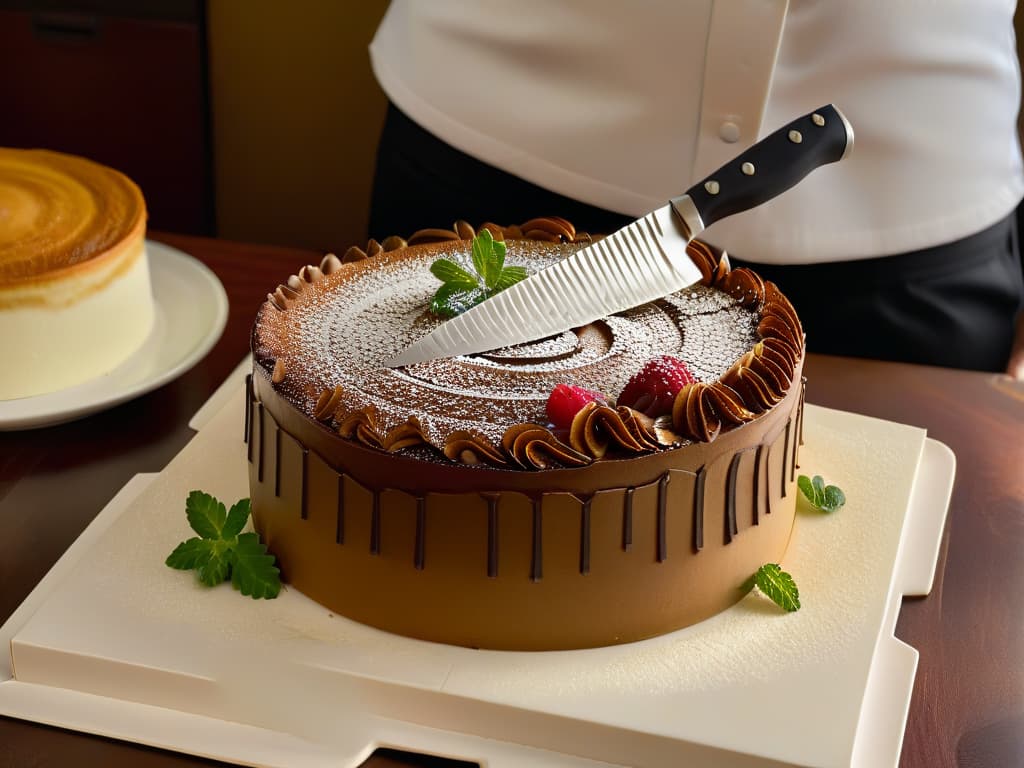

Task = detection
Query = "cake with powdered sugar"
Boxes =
[247,217,805,650]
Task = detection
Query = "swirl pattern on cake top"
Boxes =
[253,221,802,469]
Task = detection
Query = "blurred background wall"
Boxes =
[207,0,388,252]
[0,0,389,253]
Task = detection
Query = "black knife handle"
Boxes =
[671,104,853,234]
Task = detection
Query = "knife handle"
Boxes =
[671,104,853,235]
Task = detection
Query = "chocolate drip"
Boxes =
[370,491,381,555]
[622,487,634,551]
[335,473,345,544]
[484,494,499,578]
[530,496,543,582]
[798,377,807,448]
[753,444,764,525]
[790,428,798,481]
[300,449,309,520]
[274,424,281,497]
[579,496,593,575]
[765,440,774,516]
[657,474,670,562]
[694,466,706,552]
[414,496,426,570]
[257,403,265,482]
[725,452,742,543]
[781,419,790,498]
[789,415,797,482]
[244,374,253,451]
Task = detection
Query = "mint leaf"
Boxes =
[430,283,462,318]
[186,490,227,539]
[198,543,232,587]
[166,537,214,570]
[222,498,251,540]
[430,258,477,287]
[812,475,826,505]
[798,474,846,513]
[430,231,523,317]
[430,283,486,318]
[490,236,507,276]
[797,475,815,505]
[753,563,801,612]
[471,229,495,286]
[821,485,846,513]
[231,533,282,599]
[168,492,280,600]
[493,265,528,291]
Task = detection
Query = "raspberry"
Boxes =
[617,355,696,416]
[546,384,605,430]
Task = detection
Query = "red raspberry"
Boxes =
[617,356,696,416]
[545,384,605,430]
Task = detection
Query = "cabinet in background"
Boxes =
[0,1,214,235]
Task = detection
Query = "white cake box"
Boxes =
[0,363,954,767]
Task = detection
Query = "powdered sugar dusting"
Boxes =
[256,241,760,448]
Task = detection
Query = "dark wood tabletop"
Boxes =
[1,232,1022,768]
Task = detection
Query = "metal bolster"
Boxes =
[832,105,855,161]
[669,194,704,240]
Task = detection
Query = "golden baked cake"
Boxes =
[0,147,153,400]
[248,219,805,650]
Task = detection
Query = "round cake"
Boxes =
[0,147,153,400]
[249,218,805,650]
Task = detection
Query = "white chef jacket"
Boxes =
[370,0,1024,264]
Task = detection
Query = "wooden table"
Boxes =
[2,233,1022,768]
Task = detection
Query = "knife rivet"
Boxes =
[812,113,825,126]
[788,129,803,144]
[704,180,720,195]
[741,162,755,176]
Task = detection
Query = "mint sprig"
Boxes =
[430,229,528,318]
[798,474,846,513]
[741,563,801,612]
[166,491,281,599]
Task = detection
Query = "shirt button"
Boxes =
[719,121,740,143]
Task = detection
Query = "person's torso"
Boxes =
[371,0,1024,263]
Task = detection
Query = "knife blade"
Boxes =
[385,103,853,368]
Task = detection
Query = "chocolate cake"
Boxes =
[247,218,805,650]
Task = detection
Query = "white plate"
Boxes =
[0,241,228,431]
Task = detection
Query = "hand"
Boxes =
[1007,310,1024,380]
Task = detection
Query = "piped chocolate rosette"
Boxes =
[253,218,803,471]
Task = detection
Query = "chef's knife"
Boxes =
[385,104,853,368]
